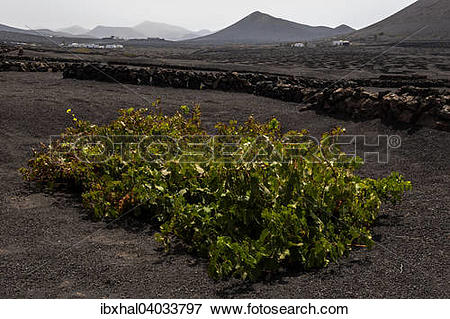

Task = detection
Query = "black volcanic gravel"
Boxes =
[0,72,449,298]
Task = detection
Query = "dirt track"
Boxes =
[0,72,449,298]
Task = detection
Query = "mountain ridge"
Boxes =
[0,24,85,38]
[58,25,90,36]
[134,21,211,40]
[1,11,355,43]
[86,26,146,39]
[188,11,355,44]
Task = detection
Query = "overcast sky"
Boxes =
[1,0,417,32]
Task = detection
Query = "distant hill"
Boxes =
[0,24,91,39]
[86,26,146,39]
[0,30,51,44]
[0,21,206,43]
[33,29,78,38]
[173,29,213,41]
[334,24,355,35]
[134,21,211,40]
[134,21,190,40]
[58,25,90,36]
[190,29,211,36]
[1,12,354,44]
[348,0,450,41]
[82,23,210,41]
[0,30,96,45]
[0,24,29,34]
[188,11,354,44]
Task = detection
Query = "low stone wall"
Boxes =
[356,75,450,89]
[63,63,329,92]
[62,63,341,98]
[315,86,450,131]
[0,61,66,72]
[61,63,450,130]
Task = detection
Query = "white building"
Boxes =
[332,40,351,47]
[292,42,305,48]
[105,44,124,49]
[68,43,123,49]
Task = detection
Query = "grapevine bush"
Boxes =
[21,106,411,280]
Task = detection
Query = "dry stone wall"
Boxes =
[0,60,66,72]
[315,86,450,131]
[61,63,450,131]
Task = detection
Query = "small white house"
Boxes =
[292,42,305,48]
[105,44,124,49]
[332,40,351,47]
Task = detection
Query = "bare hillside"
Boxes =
[349,0,450,41]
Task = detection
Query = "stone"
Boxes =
[437,105,450,120]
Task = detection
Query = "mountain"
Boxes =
[58,25,89,36]
[134,21,210,40]
[83,23,210,40]
[0,23,91,39]
[188,11,355,44]
[134,21,188,40]
[33,29,76,37]
[0,21,209,42]
[0,24,29,34]
[348,0,450,41]
[334,24,355,35]
[0,24,68,38]
[86,26,146,39]
[178,29,212,40]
